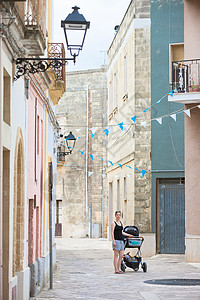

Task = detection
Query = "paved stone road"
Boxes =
[34,238,200,300]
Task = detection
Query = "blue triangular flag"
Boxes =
[142,170,147,178]
[135,168,141,172]
[143,108,149,113]
[108,160,113,166]
[89,154,94,161]
[104,129,109,136]
[167,90,173,97]
[91,133,96,138]
[79,151,84,156]
[118,122,123,130]
[131,116,137,123]
[126,165,132,169]
[156,99,161,104]
[117,163,122,169]
[98,157,103,161]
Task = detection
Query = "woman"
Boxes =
[111,210,134,274]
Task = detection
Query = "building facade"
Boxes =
[169,0,200,262]
[56,67,107,239]
[106,0,154,256]
[0,1,64,299]
[151,0,185,255]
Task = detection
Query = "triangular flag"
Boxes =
[143,108,149,113]
[102,174,106,178]
[156,118,162,125]
[127,174,131,178]
[131,116,137,123]
[57,161,60,163]
[117,163,122,169]
[91,133,96,138]
[76,128,81,132]
[98,157,103,161]
[64,164,70,167]
[167,90,173,97]
[91,128,96,134]
[89,154,94,161]
[156,99,161,104]
[79,150,84,156]
[170,114,177,121]
[125,165,132,169]
[141,121,146,128]
[108,160,113,166]
[77,137,81,140]
[104,129,109,136]
[124,124,128,131]
[88,172,94,177]
[142,170,147,178]
[135,168,141,172]
[118,122,123,130]
[184,109,191,118]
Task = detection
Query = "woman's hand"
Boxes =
[113,240,116,247]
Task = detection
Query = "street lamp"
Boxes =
[14,6,90,80]
[58,131,76,156]
[61,6,90,59]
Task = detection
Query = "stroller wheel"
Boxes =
[134,268,139,272]
[142,262,147,272]
[121,261,126,273]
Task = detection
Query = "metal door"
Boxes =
[159,182,185,254]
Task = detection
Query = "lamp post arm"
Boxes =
[14,56,77,81]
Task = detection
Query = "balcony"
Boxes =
[22,2,46,55]
[169,59,200,104]
[47,43,66,105]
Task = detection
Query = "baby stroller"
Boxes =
[121,225,147,272]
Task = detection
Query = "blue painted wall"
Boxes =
[151,0,184,233]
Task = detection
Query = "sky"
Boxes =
[53,0,131,71]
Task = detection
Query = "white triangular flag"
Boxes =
[88,172,94,177]
[156,118,162,125]
[141,121,146,128]
[91,128,96,134]
[115,175,118,179]
[102,174,106,178]
[184,109,191,118]
[124,124,128,131]
[170,114,177,121]
[76,128,81,132]
[127,174,131,178]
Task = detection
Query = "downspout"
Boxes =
[85,85,89,229]
[0,12,3,300]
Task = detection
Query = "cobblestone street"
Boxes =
[34,238,200,300]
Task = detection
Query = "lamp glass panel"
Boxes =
[65,28,86,49]
[66,139,75,149]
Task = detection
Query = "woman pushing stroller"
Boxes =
[111,210,134,274]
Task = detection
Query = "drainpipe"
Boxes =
[0,12,3,300]
[85,85,89,232]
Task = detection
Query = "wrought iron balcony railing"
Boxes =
[172,59,200,93]
[48,43,66,85]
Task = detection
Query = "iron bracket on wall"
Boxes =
[14,56,76,81]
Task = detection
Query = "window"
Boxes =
[109,80,113,115]
[3,68,11,125]
[124,177,127,200]
[113,72,117,109]
[117,179,120,210]
[170,43,184,82]
[55,200,62,237]
[124,55,127,95]
[37,116,39,155]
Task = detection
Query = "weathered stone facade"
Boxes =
[56,67,107,238]
[106,0,151,237]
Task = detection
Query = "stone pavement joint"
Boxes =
[33,238,200,300]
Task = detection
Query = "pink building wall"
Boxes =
[27,82,44,264]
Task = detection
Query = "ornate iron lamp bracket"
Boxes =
[14,56,76,81]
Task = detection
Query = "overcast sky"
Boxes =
[53,0,131,71]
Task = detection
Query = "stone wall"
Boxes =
[106,0,151,235]
[56,67,107,238]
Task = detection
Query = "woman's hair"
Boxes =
[115,210,121,216]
